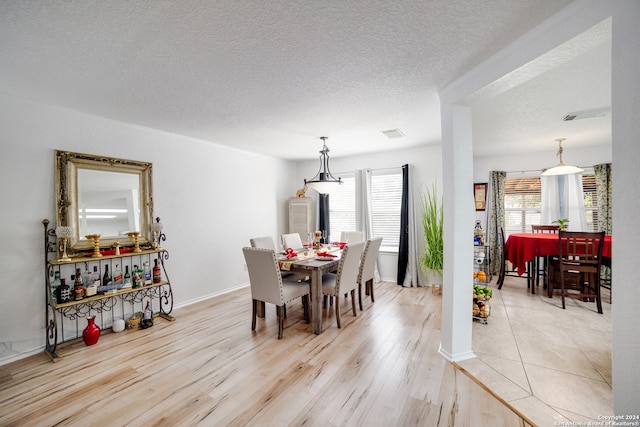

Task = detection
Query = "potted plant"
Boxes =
[552,218,569,230]
[420,184,444,294]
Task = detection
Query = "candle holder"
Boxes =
[127,231,142,253]
[55,226,73,262]
[150,219,164,250]
[85,234,102,257]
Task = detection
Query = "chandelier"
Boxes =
[304,137,342,193]
[541,138,584,176]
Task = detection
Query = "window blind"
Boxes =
[371,171,402,248]
[328,175,356,243]
[504,174,598,235]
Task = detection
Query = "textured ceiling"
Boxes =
[468,18,611,157]
[0,0,606,161]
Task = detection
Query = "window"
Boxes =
[370,171,402,249]
[504,173,598,239]
[582,174,599,231]
[327,169,403,251]
[504,176,541,236]
[327,175,356,243]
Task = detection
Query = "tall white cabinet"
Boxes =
[288,197,314,238]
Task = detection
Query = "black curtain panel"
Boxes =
[318,193,330,243]
[397,164,409,285]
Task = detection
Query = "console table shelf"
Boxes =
[42,219,175,362]
[48,248,166,265]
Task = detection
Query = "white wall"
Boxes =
[0,93,298,364]
[295,144,443,283]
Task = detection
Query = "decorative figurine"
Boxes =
[296,184,308,198]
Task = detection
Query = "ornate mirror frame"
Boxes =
[55,150,154,253]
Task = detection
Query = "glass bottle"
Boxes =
[140,300,153,329]
[143,261,152,286]
[74,268,84,300]
[144,300,152,320]
[51,271,61,300]
[56,278,71,304]
[113,264,122,288]
[123,265,131,288]
[82,263,92,287]
[153,259,161,283]
[103,265,112,288]
[132,265,141,288]
[92,266,101,287]
[85,267,98,296]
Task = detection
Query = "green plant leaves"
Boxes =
[420,184,443,276]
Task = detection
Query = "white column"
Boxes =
[438,104,474,362]
[610,0,640,413]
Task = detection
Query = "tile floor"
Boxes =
[457,274,612,426]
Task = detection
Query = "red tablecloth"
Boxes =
[505,233,612,275]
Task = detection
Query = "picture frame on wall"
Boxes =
[474,183,487,211]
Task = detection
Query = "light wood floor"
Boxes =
[0,282,533,427]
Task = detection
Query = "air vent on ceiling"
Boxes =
[563,107,610,121]
[382,129,405,139]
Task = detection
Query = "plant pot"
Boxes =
[431,283,442,295]
[82,315,101,346]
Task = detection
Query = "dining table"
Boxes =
[505,232,612,277]
[278,245,342,335]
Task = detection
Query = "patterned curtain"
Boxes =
[594,163,612,234]
[488,171,506,275]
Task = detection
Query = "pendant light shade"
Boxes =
[304,137,342,193]
[541,138,583,176]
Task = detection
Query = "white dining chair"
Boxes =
[282,233,304,250]
[251,235,306,282]
[340,231,364,243]
[321,241,365,328]
[357,237,383,310]
[242,247,310,339]
[249,236,276,251]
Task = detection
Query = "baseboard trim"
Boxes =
[174,283,249,310]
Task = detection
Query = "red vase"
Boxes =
[83,315,101,346]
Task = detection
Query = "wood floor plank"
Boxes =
[0,282,531,426]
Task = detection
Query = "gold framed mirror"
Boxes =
[55,150,153,253]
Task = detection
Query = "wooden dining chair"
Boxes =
[531,225,560,290]
[497,227,507,289]
[321,241,365,328]
[242,247,311,339]
[357,237,383,310]
[548,231,605,314]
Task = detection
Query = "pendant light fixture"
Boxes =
[304,136,342,193]
[541,138,584,176]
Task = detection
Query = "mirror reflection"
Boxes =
[77,169,141,239]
